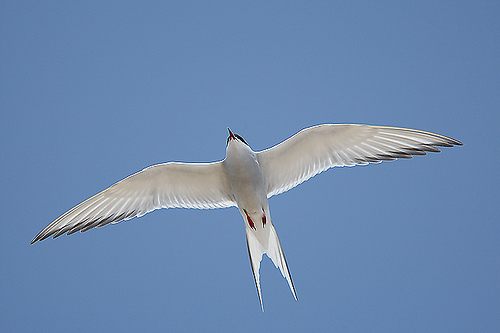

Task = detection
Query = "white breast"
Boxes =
[223,141,267,211]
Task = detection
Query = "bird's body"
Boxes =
[32,124,461,310]
[225,140,266,213]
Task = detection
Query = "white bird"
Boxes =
[32,124,461,310]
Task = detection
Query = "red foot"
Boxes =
[261,208,267,227]
[244,209,256,230]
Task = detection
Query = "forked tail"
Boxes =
[245,224,297,311]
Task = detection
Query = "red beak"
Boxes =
[228,128,236,141]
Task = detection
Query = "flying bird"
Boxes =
[32,124,461,310]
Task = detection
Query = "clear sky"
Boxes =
[1,1,498,332]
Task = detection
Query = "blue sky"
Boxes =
[1,1,499,332]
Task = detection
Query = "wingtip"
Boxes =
[31,234,41,244]
[31,229,52,244]
[443,135,463,146]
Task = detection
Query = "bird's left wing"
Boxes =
[32,161,234,243]
[257,124,462,198]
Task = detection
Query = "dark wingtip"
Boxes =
[442,135,462,146]
[31,234,41,245]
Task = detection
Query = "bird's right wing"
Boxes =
[32,161,234,243]
[257,124,462,197]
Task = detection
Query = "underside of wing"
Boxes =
[32,161,234,243]
[257,124,462,197]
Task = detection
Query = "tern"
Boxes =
[32,124,461,310]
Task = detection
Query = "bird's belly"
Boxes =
[231,173,265,209]
[226,159,266,211]
[225,158,271,235]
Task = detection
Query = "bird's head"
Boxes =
[226,128,250,150]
